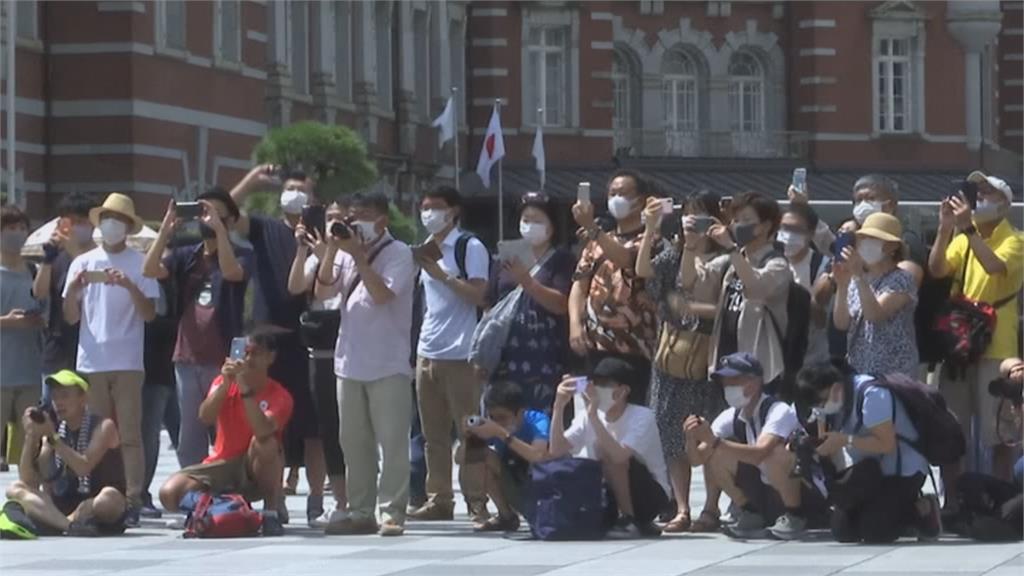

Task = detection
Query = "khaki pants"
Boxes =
[1,386,41,463]
[940,359,1016,472]
[338,374,411,525]
[85,370,144,508]
[415,357,486,508]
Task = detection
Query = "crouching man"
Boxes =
[159,329,293,536]
[685,352,825,540]
[5,370,127,536]
[465,381,551,532]
[549,358,670,537]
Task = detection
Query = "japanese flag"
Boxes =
[475,104,505,189]
[432,96,455,149]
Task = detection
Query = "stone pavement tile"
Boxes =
[682,567,850,576]
[445,541,638,566]
[843,542,1021,573]
[229,543,380,556]
[0,571,110,576]
[386,563,560,576]
[718,552,877,568]
[246,557,439,576]
[342,548,487,561]
[5,559,163,572]
[538,558,711,576]
[387,533,519,551]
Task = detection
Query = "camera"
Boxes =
[28,404,55,425]
[788,432,824,480]
[988,377,1023,407]
[466,415,484,427]
[330,220,352,240]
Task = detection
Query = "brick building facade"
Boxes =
[1,1,1021,231]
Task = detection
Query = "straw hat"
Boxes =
[89,193,144,235]
[856,212,903,244]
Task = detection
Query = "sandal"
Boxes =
[662,511,691,533]
[689,510,721,533]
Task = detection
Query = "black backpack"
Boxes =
[730,395,780,443]
[854,373,966,467]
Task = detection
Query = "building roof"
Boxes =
[464,165,1022,204]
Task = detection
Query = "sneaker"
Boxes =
[165,517,186,530]
[720,502,740,526]
[473,514,520,533]
[124,506,141,528]
[606,515,661,539]
[66,520,100,537]
[325,516,378,536]
[261,511,284,537]
[916,495,941,542]
[379,519,405,537]
[723,508,766,539]
[306,494,325,527]
[140,503,163,519]
[310,505,342,529]
[0,502,37,540]
[768,513,807,541]
[408,501,454,521]
[468,501,490,524]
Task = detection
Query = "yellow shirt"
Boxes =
[945,219,1024,359]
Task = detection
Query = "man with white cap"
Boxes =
[929,172,1023,507]
[62,193,161,527]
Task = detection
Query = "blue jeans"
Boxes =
[174,363,220,467]
[142,385,174,500]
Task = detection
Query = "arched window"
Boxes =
[612,49,639,149]
[662,50,698,132]
[728,51,764,133]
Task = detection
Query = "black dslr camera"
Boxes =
[988,377,1023,407]
[788,432,824,481]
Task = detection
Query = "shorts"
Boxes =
[180,456,263,503]
[603,457,669,526]
[735,462,828,526]
[51,489,127,535]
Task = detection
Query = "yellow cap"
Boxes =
[44,370,90,393]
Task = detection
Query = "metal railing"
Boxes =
[613,129,809,159]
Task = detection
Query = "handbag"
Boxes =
[933,246,1016,368]
[469,249,555,375]
[654,320,712,381]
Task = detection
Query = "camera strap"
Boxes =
[345,239,395,305]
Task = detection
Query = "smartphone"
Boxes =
[83,270,109,284]
[229,337,249,361]
[577,182,591,205]
[950,179,978,210]
[175,201,203,220]
[413,241,443,263]
[301,205,326,238]
[833,232,856,261]
[498,239,535,267]
[660,198,677,215]
[692,215,714,234]
[792,168,807,195]
[573,376,589,395]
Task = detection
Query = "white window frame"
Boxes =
[871,16,925,135]
[155,0,187,53]
[728,51,764,133]
[375,2,393,110]
[286,0,309,94]
[612,52,631,133]
[662,52,698,133]
[875,37,912,133]
[213,0,241,64]
[521,8,579,129]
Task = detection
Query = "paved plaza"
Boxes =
[0,432,1020,576]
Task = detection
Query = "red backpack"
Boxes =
[182,492,262,538]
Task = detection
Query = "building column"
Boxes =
[397,2,417,156]
[947,0,1002,150]
[353,1,378,143]
[265,1,292,127]
[311,2,337,124]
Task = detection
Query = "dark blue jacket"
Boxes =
[165,242,253,349]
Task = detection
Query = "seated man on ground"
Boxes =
[4,370,127,537]
[466,381,551,532]
[159,328,294,536]
[685,352,825,540]
[549,358,670,537]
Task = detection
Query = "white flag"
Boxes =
[431,96,455,148]
[475,104,505,189]
[532,124,545,190]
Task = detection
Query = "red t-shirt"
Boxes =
[203,375,294,463]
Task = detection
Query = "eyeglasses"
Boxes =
[520,192,551,205]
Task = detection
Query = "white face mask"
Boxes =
[607,196,634,220]
[857,238,886,265]
[974,199,1004,223]
[352,220,380,244]
[98,218,128,246]
[420,209,451,235]
[280,188,308,215]
[723,385,749,410]
[593,387,617,412]
[519,221,549,246]
[777,230,808,258]
[853,200,883,225]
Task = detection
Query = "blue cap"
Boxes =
[711,352,763,380]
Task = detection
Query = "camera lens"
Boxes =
[330,221,350,239]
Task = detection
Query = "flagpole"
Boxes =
[496,99,504,241]
[537,107,544,193]
[452,87,460,191]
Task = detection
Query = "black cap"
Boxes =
[711,352,763,380]
[592,357,637,386]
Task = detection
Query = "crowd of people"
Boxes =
[0,164,1021,544]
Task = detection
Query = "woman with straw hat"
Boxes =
[832,212,919,378]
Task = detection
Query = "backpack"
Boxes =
[528,457,607,541]
[730,395,780,443]
[180,491,262,538]
[854,373,966,467]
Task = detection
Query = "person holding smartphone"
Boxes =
[0,205,44,471]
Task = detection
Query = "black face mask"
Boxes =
[731,222,759,247]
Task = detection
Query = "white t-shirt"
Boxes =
[417,228,490,360]
[711,395,800,481]
[63,246,160,373]
[564,404,671,496]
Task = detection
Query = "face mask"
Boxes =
[974,200,1004,223]
[98,218,128,246]
[607,196,634,220]
[280,188,308,215]
[853,201,883,225]
[71,224,93,245]
[421,209,450,235]
[777,230,807,258]
[857,238,886,265]
[353,220,380,244]
[593,387,617,412]
[731,222,758,248]
[519,221,549,246]
[1,230,27,254]
[723,385,749,410]
[822,398,843,415]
